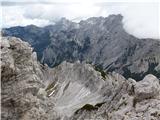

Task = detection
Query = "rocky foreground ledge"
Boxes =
[1,37,160,120]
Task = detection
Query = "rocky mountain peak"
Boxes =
[107,14,123,21]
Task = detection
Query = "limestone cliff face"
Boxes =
[1,37,57,120]
[1,37,160,120]
[3,14,160,80]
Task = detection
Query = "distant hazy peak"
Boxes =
[107,14,123,21]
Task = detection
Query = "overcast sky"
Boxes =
[1,0,160,39]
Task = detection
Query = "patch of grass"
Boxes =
[81,104,98,111]
[75,104,98,114]
[94,64,107,80]
[45,81,56,91]
[45,81,57,97]
[95,102,105,107]
[85,61,108,80]
[74,102,105,114]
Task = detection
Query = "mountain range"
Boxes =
[2,14,160,80]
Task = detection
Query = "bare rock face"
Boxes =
[1,37,58,120]
[134,74,160,100]
[1,37,160,120]
[48,61,107,117]
[71,74,160,120]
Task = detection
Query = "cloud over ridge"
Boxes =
[1,1,159,39]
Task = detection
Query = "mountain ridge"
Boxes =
[2,14,160,80]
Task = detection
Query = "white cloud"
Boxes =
[121,3,159,39]
[97,3,160,39]
[1,6,53,27]
[1,1,160,39]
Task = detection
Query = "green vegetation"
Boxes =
[75,104,98,114]
[75,102,105,114]
[95,102,105,107]
[81,104,98,111]
[45,81,56,91]
[45,81,57,97]
[85,61,108,80]
[94,64,107,80]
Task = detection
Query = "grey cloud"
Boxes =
[1,2,159,39]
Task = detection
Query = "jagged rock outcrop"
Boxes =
[1,37,59,120]
[1,37,160,120]
[2,14,160,80]
[71,74,160,120]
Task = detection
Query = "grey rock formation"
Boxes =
[2,14,160,80]
[1,37,160,120]
[71,74,160,120]
[1,37,58,120]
